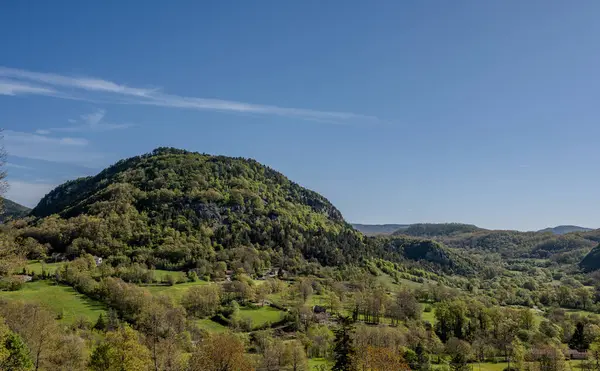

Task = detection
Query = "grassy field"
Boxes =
[239,306,285,328]
[145,280,210,300]
[196,318,228,333]
[152,269,187,282]
[470,362,511,371]
[566,309,600,319]
[308,357,330,370]
[307,293,329,307]
[24,260,65,275]
[377,273,400,290]
[0,280,106,323]
[396,277,429,289]
[267,290,290,306]
[422,305,436,323]
[268,291,332,312]
[377,272,429,291]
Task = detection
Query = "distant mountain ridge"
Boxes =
[353,223,483,237]
[537,225,593,235]
[0,197,30,222]
[354,222,594,237]
[395,223,483,237]
[351,224,409,235]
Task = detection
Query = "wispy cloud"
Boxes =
[45,109,134,133]
[59,137,89,146]
[0,66,379,124]
[0,79,57,96]
[5,180,56,208]
[0,67,154,97]
[5,131,89,147]
[6,163,33,170]
[4,130,103,166]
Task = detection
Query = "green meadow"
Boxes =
[239,306,285,328]
[24,260,65,275]
[145,280,210,300]
[0,280,106,324]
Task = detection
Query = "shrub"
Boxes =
[0,277,24,291]
[187,271,199,282]
[164,274,177,286]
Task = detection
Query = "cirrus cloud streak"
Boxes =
[0,66,379,124]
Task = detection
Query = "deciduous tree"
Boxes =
[0,317,33,371]
[188,332,254,371]
[358,346,409,371]
[89,325,152,371]
[182,285,221,317]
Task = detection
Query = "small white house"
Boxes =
[93,256,103,266]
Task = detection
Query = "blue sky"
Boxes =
[1,1,599,230]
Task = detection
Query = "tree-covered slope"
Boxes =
[394,223,483,237]
[374,236,477,275]
[19,148,482,276]
[578,229,600,243]
[33,147,343,222]
[580,244,600,272]
[0,197,30,222]
[538,225,593,235]
[437,229,596,265]
[26,148,371,271]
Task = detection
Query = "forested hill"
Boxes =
[393,223,483,237]
[0,197,30,222]
[381,221,599,265]
[16,147,481,277]
[537,225,593,235]
[27,147,366,271]
[33,147,344,222]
